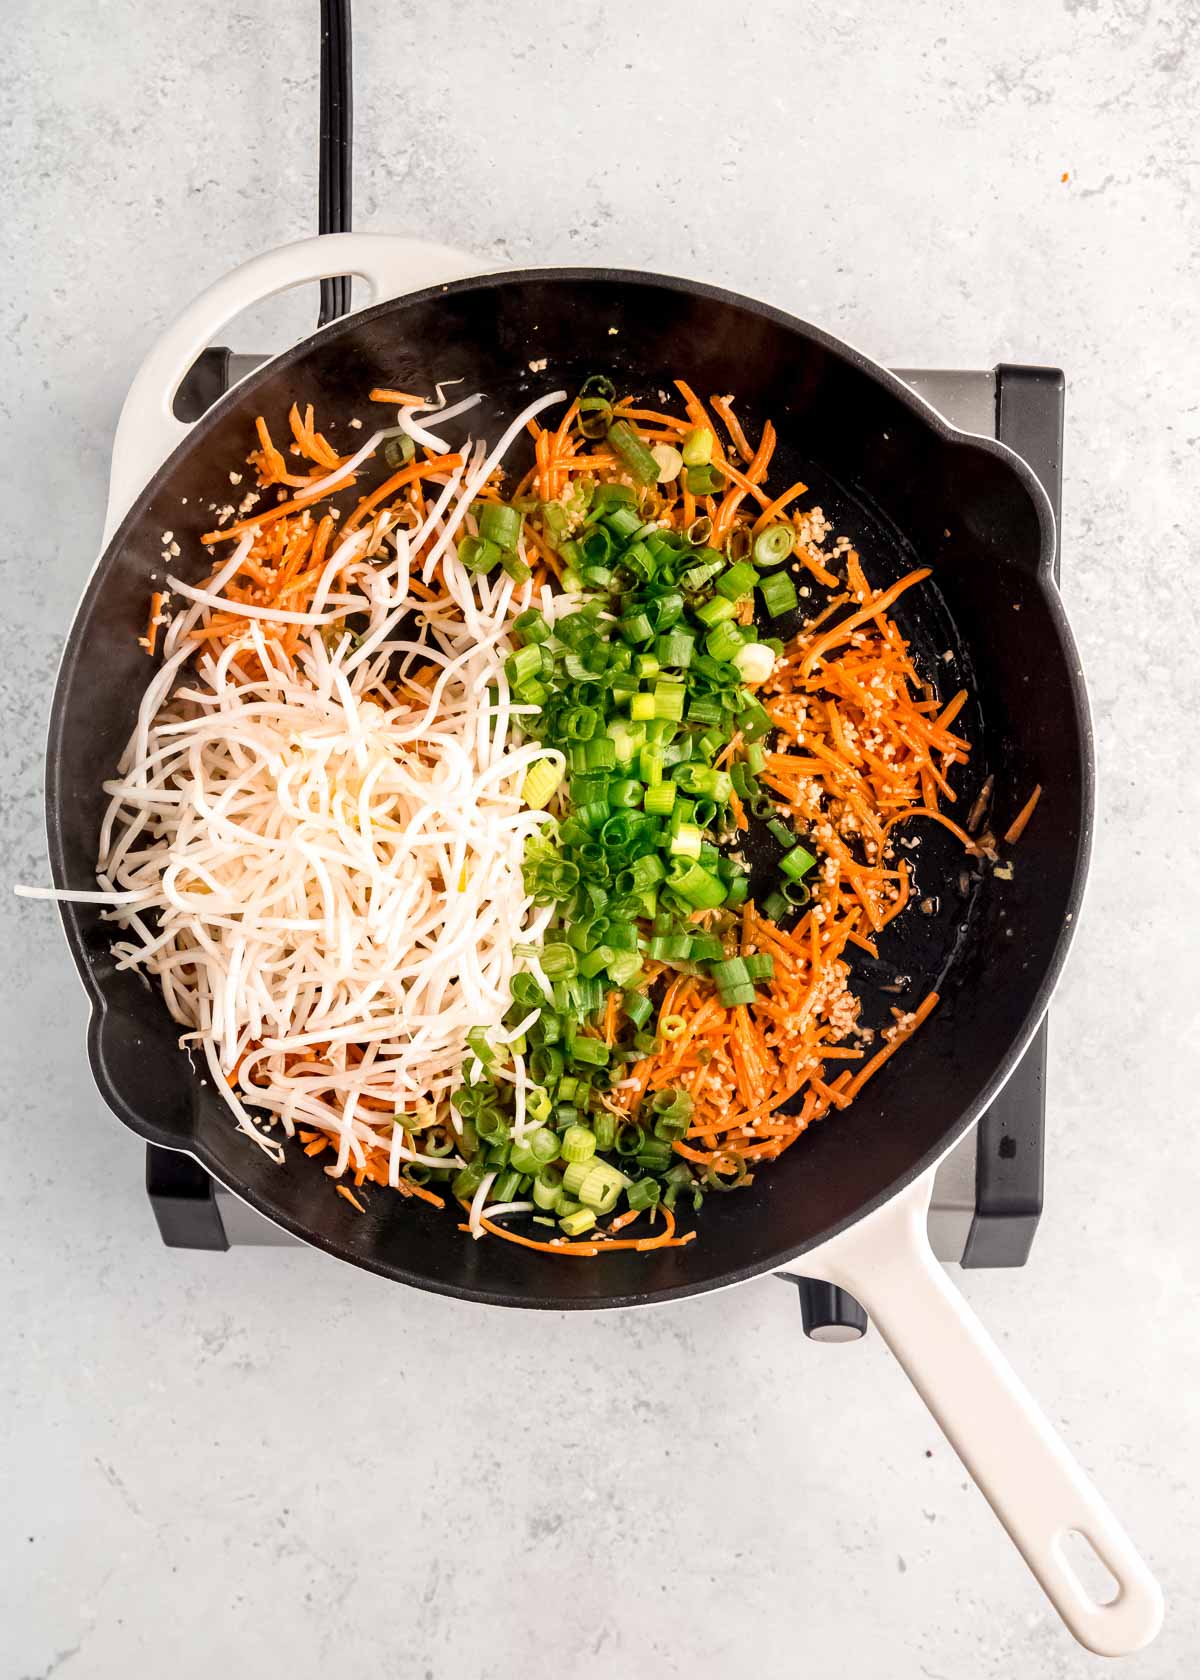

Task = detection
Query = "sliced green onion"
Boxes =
[683,698,718,730]
[704,621,745,664]
[465,1026,495,1066]
[695,595,736,628]
[780,843,817,880]
[559,1208,597,1236]
[644,781,677,817]
[623,990,654,1029]
[569,1037,610,1067]
[653,682,686,721]
[655,629,695,669]
[669,822,703,860]
[581,523,616,564]
[686,464,722,496]
[526,1089,553,1124]
[513,607,550,644]
[614,1121,646,1159]
[458,535,502,573]
[608,778,643,809]
[651,442,683,481]
[578,397,614,440]
[562,1158,596,1197]
[619,611,655,645]
[681,426,714,467]
[753,525,795,567]
[522,759,563,809]
[478,502,522,550]
[560,1126,597,1165]
[607,420,660,485]
[577,1160,629,1212]
[628,853,666,890]
[540,942,579,980]
[759,571,798,618]
[648,933,693,961]
[680,555,724,591]
[593,1110,617,1151]
[584,736,616,769]
[606,504,644,540]
[716,560,759,600]
[608,718,646,764]
[384,433,417,468]
[607,951,643,987]
[669,862,727,908]
[733,642,776,685]
[591,479,635,508]
[761,888,790,922]
[625,1177,660,1211]
[505,644,542,689]
[651,1088,694,1121]
[501,552,532,584]
[705,1156,751,1192]
[533,1170,564,1211]
[689,933,725,962]
[451,1159,489,1199]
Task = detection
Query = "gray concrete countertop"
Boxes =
[2,2,1197,1676]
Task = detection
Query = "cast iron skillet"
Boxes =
[49,267,1087,1308]
[43,246,1166,1654]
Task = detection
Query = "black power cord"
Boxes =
[318,0,353,325]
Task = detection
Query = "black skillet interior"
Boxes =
[48,271,1091,1307]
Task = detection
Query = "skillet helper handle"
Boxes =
[804,1173,1163,1656]
[103,232,483,543]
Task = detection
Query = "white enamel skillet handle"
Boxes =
[798,1170,1163,1655]
[103,232,486,543]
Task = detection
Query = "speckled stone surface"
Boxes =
[3,2,1198,1675]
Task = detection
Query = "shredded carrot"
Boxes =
[842,993,940,1100]
[368,387,428,405]
[139,591,165,657]
[752,481,810,536]
[401,1180,446,1210]
[343,455,465,533]
[710,394,755,462]
[1004,784,1043,844]
[336,1184,366,1213]
[475,1205,695,1256]
[800,569,932,676]
[608,1209,643,1234]
[604,991,618,1048]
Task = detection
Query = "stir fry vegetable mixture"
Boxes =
[24,374,995,1258]
[434,378,978,1254]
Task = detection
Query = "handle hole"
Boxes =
[169,281,353,421]
[1058,1529,1121,1607]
